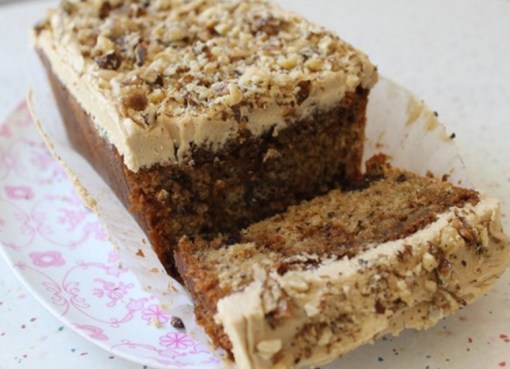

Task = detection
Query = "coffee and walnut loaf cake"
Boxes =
[34,0,378,274]
[175,157,510,369]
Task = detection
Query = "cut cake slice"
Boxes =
[175,157,510,369]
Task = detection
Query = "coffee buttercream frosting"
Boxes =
[34,0,378,171]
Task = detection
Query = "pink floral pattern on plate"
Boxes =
[29,251,65,267]
[0,101,220,369]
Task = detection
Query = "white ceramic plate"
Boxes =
[2,101,510,369]
[0,102,220,369]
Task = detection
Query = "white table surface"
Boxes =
[1,0,509,368]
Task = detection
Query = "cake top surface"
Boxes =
[35,0,377,170]
[177,158,480,295]
[38,0,376,124]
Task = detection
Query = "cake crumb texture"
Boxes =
[177,157,480,295]
[175,160,510,368]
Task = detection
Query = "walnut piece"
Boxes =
[296,80,311,105]
[122,92,148,112]
[96,51,121,70]
[135,42,148,66]
[98,1,112,19]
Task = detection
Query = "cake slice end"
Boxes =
[176,162,510,369]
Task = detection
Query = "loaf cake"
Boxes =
[175,157,510,369]
[33,0,377,274]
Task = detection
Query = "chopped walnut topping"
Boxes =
[61,0,77,15]
[296,80,311,105]
[317,327,333,346]
[422,252,438,272]
[458,225,477,242]
[251,15,282,36]
[122,92,148,112]
[304,302,320,317]
[278,53,300,69]
[135,42,148,66]
[479,226,490,248]
[98,1,112,19]
[424,280,438,293]
[154,0,172,11]
[141,69,163,85]
[34,19,51,35]
[38,0,377,129]
[96,51,122,70]
[437,259,454,279]
[304,57,323,72]
[440,225,465,255]
[166,25,189,42]
[128,4,147,18]
[94,35,115,55]
[261,277,293,327]
[285,275,309,292]
[224,83,243,106]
